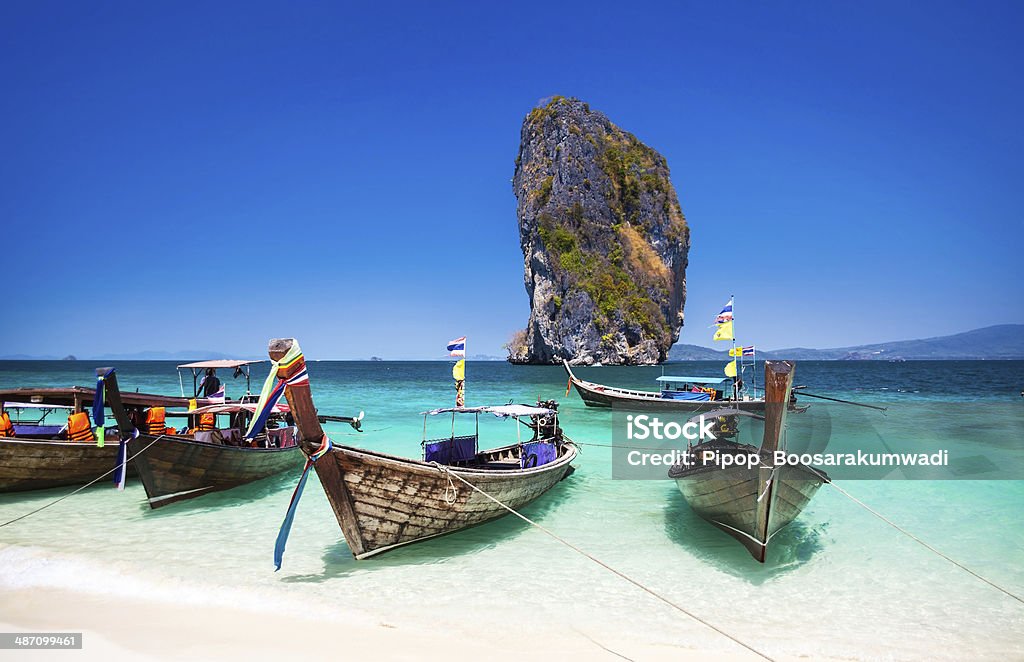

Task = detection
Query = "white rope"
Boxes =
[436,465,776,661]
[0,434,167,528]
[827,481,1024,606]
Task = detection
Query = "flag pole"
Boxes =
[731,293,738,402]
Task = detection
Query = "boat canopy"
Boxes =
[655,376,732,385]
[0,386,192,409]
[3,401,74,410]
[176,360,264,369]
[423,404,554,418]
[177,359,263,398]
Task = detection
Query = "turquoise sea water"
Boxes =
[1,360,1022,660]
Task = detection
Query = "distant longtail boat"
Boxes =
[563,296,771,412]
[126,359,362,508]
[0,380,190,492]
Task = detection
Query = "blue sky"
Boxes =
[2,1,1021,358]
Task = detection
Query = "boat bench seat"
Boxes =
[423,435,477,465]
[12,425,65,438]
[480,461,522,470]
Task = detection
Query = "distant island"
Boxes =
[667,324,1024,361]
[507,97,689,366]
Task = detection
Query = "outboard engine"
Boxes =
[531,399,562,440]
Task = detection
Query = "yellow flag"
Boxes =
[452,359,465,381]
[728,347,743,357]
[713,321,734,342]
[724,359,737,377]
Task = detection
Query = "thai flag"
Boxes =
[206,385,226,403]
[447,337,466,357]
[742,345,755,356]
[715,298,734,324]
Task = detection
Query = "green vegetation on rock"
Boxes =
[510,96,689,365]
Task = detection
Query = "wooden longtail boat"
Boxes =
[125,359,365,508]
[270,338,577,560]
[668,361,827,562]
[126,410,306,508]
[0,382,190,492]
[563,360,767,413]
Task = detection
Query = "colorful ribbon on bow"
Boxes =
[245,342,309,440]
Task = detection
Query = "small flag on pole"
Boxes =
[742,346,755,356]
[728,347,743,357]
[724,359,738,377]
[447,337,466,358]
[452,359,465,381]
[713,321,734,342]
[715,298,734,324]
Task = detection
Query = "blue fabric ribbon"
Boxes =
[92,368,114,428]
[274,435,333,571]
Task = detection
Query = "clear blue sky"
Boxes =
[2,1,1021,358]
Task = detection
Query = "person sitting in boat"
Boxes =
[200,368,221,398]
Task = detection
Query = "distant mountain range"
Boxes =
[0,349,507,362]
[4,326,1021,362]
[668,324,1024,361]
[0,350,259,361]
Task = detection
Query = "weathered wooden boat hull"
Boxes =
[670,443,825,561]
[668,361,825,562]
[128,436,304,508]
[0,438,135,492]
[564,363,765,412]
[312,441,578,559]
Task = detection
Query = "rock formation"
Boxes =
[507,97,689,365]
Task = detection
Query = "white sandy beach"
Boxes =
[1,587,834,662]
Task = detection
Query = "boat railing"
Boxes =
[598,385,661,399]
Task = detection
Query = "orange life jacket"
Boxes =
[0,412,14,438]
[198,412,216,432]
[145,407,166,435]
[67,411,96,442]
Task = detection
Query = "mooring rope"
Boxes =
[569,440,688,452]
[0,434,166,528]
[436,465,776,661]
[826,480,1024,606]
[438,465,458,505]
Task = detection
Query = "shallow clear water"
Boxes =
[1,360,1022,660]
